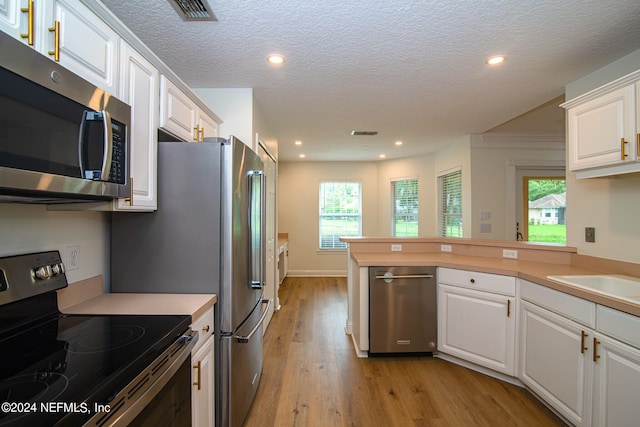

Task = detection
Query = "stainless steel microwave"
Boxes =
[0,31,130,203]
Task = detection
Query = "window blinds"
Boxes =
[438,170,462,237]
[391,178,418,236]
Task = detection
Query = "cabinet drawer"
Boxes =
[520,279,596,328]
[438,267,515,296]
[597,305,640,349]
[191,305,214,351]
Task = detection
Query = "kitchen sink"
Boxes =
[546,275,640,303]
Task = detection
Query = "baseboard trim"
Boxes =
[286,269,347,277]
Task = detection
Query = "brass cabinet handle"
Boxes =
[470,278,475,284]
[48,20,60,61]
[193,124,201,141]
[593,337,601,363]
[20,0,35,45]
[507,299,511,317]
[199,127,205,142]
[580,330,588,354]
[193,360,201,390]
[202,325,210,333]
[124,177,134,206]
[621,138,628,161]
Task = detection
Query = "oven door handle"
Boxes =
[235,299,272,343]
[85,329,198,427]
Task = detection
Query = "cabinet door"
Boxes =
[159,75,197,142]
[438,284,515,375]
[0,0,22,40]
[567,84,636,171]
[114,42,158,211]
[192,336,215,427]
[519,300,592,426]
[197,110,219,140]
[52,0,119,92]
[592,333,640,427]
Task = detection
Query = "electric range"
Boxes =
[0,251,196,426]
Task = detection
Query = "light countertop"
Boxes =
[58,275,216,321]
[351,252,640,317]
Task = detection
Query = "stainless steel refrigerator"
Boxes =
[111,136,269,427]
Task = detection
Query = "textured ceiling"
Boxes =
[100,0,640,161]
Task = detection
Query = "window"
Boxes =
[391,178,418,236]
[438,169,462,237]
[319,182,361,249]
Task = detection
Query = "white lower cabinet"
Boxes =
[519,279,640,426]
[437,268,516,376]
[192,335,215,426]
[592,306,640,427]
[520,299,593,426]
[191,306,215,427]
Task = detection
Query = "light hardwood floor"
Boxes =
[244,277,566,427]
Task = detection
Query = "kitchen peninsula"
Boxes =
[344,237,640,426]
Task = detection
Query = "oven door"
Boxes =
[84,329,197,427]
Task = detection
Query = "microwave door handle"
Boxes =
[78,111,88,177]
[100,110,113,180]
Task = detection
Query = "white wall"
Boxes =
[376,153,436,236]
[194,88,254,148]
[0,205,110,284]
[564,49,640,263]
[469,134,566,240]
[278,161,378,275]
[195,88,279,159]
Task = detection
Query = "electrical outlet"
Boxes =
[502,249,518,259]
[66,245,80,271]
[585,227,595,243]
[391,244,402,252]
[441,244,452,252]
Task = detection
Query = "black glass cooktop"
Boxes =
[0,312,190,426]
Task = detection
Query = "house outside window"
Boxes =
[391,178,418,237]
[319,182,361,249]
[437,169,462,237]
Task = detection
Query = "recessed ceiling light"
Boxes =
[486,55,506,66]
[299,154,306,158]
[267,54,285,65]
[294,140,302,146]
[379,154,386,159]
[395,141,403,146]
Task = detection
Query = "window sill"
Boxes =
[316,248,347,254]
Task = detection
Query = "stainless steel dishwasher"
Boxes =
[369,266,437,355]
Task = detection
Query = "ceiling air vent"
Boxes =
[351,130,378,136]
[168,0,217,21]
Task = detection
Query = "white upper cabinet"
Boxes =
[563,70,640,178]
[1,0,119,93]
[114,41,159,211]
[160,75,220,142]
[160,75,197,142]
[196,109,219,141]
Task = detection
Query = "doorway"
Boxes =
[258,141,278,329]
[515,168,566,244]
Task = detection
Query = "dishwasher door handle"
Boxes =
[374,274,434,280]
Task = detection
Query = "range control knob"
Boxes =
[34,266,52,280]
[51,263,65,276]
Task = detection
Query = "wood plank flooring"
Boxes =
[244,277,566,427]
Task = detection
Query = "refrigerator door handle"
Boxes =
[247,170,266,289]
[234,299,272,343]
